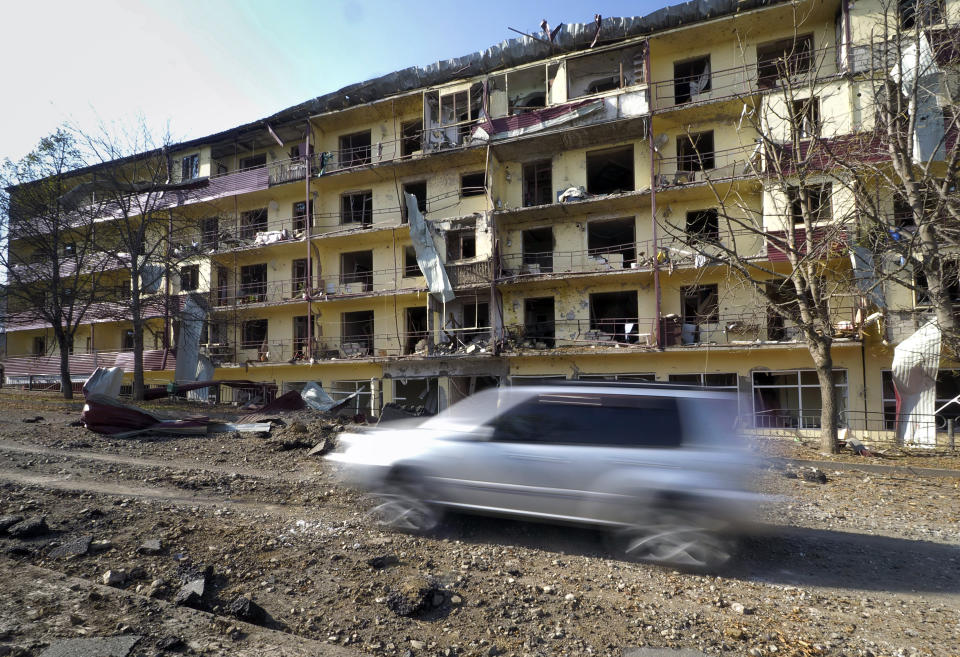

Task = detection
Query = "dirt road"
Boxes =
[1,393,958,657]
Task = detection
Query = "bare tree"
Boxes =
[659,17,855,453]
[0,129,109,399]
[73,122,205,400]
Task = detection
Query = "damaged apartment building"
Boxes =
[4,0,960,442]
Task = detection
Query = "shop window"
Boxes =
[586,146,634,194]
[522,159,553,207]
[341,190,373,225]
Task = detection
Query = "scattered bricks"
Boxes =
[48,535,92,559]
[227,596,267,625]
[7,516,50,539]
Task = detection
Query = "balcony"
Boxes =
[445,259,493,289]
[498,240,656,281]
[211,271,426,308]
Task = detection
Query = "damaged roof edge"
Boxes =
[15,0,788,187]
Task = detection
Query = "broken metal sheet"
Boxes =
[81,394,210,439]
[889,33,945,164]
[892,319,941,447]
[209,422,273,433]
[174,294,208,384]
[82,367,123,399]
[405,192,455,302]
[850,245,886,308]
[187,355,215,401]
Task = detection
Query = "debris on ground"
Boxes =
[228,595,267,625]
[21,416,44,423]
[48,535,92,559]
[385,576,448,618]
[37,635,143,657]
[800,467,828,484]
[6,516,50,538]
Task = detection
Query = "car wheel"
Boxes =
[370,475,441,533]
[614,509,733,569]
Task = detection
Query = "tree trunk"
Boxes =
[809,339,838,454]
[132,320,145,401]
[56,332,73,400]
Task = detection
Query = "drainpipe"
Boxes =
[305,125,313,362]
[645,41,663,349]
[842,0,853,74]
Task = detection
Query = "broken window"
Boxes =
[681,285,720,343]
[586,146,634,195]
[341,250,374,292]
[180,265,199,292]
[587,218,636,267]
[788,183,832,224]
[677,131,715,171]
[508,66,547,115]
[402,181,427,222]
[446,229,476,261]
[766,282,797,341]
[589,290,639,343]
[439,83,482,142]
[240,208,267,240]
[292,200,313,232]
[241,319,268,350]
[292,258,311,293]
[463,301,490,341]
[32,335,46,356]
[522,227,553,274]
[239,263,267,302]
[121,330,134,351]
[914,268,960,306]
[401,120,422,157]
[404,246,420,277]
[752,369,848,429]
[893,193,916,227]
[330,380,373,417]
[461,172,485,198]
[239,153,267,169]
[200,217,218,249]
[339,131,372,167]
[341,190,373,225]
[181,154,199,181]
[674,56,711,104]
[341,310,374,354]
[523,160,553,207]
[899,0,944,28]
[404,306,428,354]
[567,45,645,99]
[686,209,719,242]
[757,35,813,87]
[791,97,821,140]
[292,315,314,359]
[524,297,555,347]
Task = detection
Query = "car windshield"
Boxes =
[419,387,530,431]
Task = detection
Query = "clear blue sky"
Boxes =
[0,0,666,164]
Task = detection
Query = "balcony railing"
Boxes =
[212,271,426,308]
[498,241,656,279]
[446,259,493,288]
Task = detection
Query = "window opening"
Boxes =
[524,297,555,347]
[341,310,375,355]
[292,200,313,232]
[239,153,266,169]
[668,372,738,388]
[792,97,821,140]
[401,120,422,157]
[686,209,719,241]
[181,154,200,181]
[522,227,553,274]
[681,285,720,343]
[330,379,373,417]
[239,263,267,303]
[292,258,311,294]
[893,193,916,228]
[242,319,268,351]
[899,0,944,28]
[677,131,715,171]
[673,56,711,104]
[200,217,218,249]
[292,315,313,360]
[752,369,848,429]
[589,290,639,343]
[577,373,656,382]
[339,131,372,167]
[121,330,134,351]
[586,146,634,194]
[757,35,813,87]
[180,265,199,292]
[341,190,373,225]
[32,336,46,356]
[446,229,476,261]
[567,45,645,99]
[788,183,832,224]
[240,208,267,240]
[522,159,553,207]
[402,181,427,221]
[404,306,428,354]
[461,171,485,197]
[508,66,547,115]
[587,218,636,267]
[404,246,420,277]
[340,250,374,292]
[766,281,797,341]
[463,301,489,341]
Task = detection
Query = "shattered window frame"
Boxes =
[756,34,814,87]
[446,229,477,262]
[791,97,821,140]
[460,171,486,198]
[340,190,373,225]
[673,55,712,104]
[522,159,553,207]
[898,0,944,28]
[787,183,832,225]
[676,131,715,172]
[241,318,269,350]
[179,264,200,292]
[400,119,423,157]
[685,208,720,242]
[751,369,848,429]
[338,131,372,168]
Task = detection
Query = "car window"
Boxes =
[490,394,682,447]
